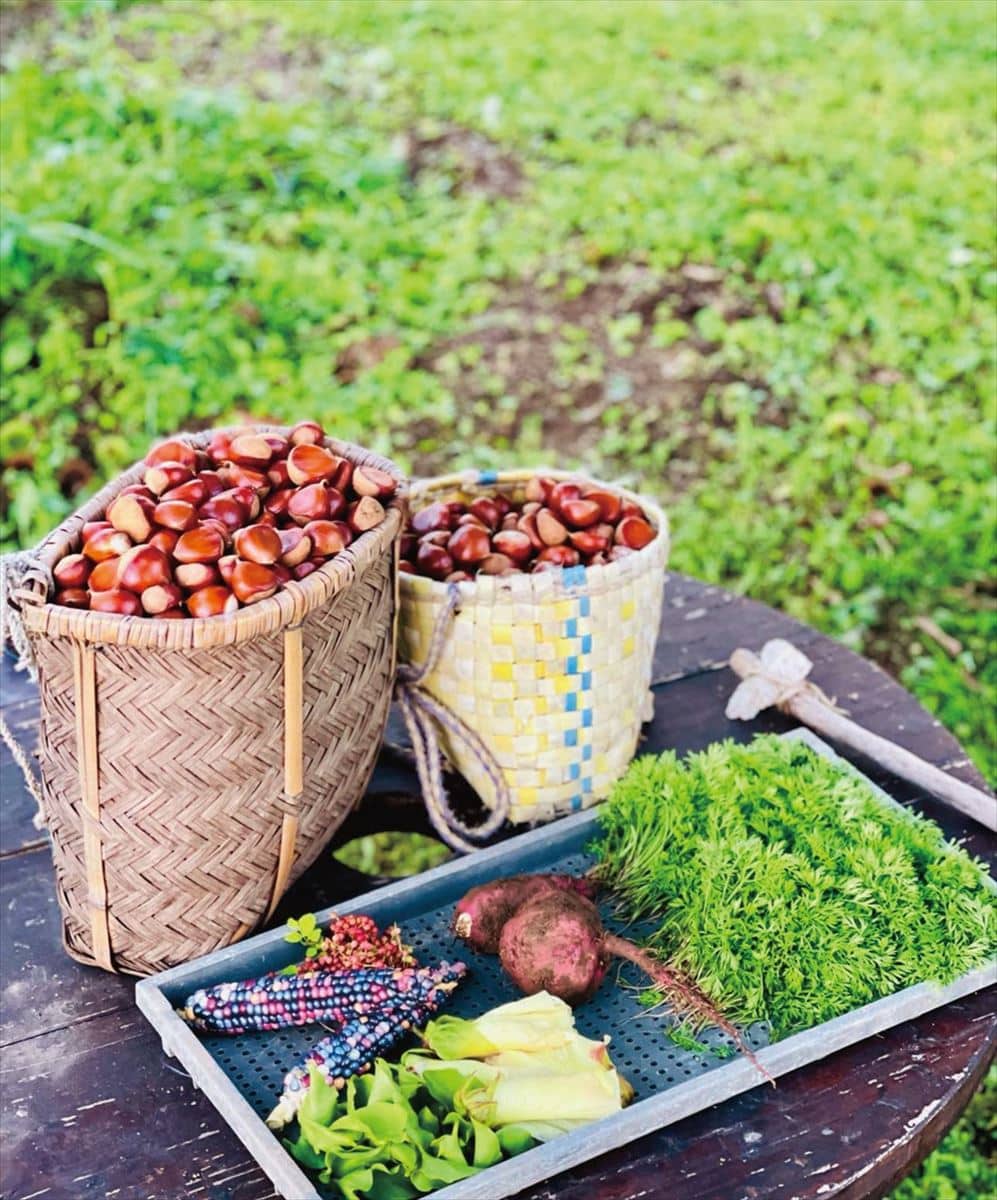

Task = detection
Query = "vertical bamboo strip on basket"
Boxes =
[266,625,304,919]
[71,642,113,971]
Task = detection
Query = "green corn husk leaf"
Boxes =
[421,992,575,1059]
[457,1063,625,1128]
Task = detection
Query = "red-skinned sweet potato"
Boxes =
[452,873,599,954]
[498,891,609,1006]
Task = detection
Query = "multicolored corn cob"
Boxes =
[179,962,465,1036]
[296,914,416,974]
[266,961,467,1129]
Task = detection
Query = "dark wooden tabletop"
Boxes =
[1,573,994,1200]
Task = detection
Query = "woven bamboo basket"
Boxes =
[397,468,668,847]
[9,427,406,976]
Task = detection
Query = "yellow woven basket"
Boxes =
[397,468,668,847]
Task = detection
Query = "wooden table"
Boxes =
[2,573,994,1200]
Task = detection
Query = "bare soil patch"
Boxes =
[404,126,524,198]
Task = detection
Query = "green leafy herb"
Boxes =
[284,913,323,957]
[595,735,996,1041]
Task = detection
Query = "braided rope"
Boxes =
[0,547,51,680]
[395,583,511,852]
[0,709,46,830]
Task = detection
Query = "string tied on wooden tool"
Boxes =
[395,582,511,852]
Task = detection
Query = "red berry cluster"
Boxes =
[51,422,398,619]
[295,914,416,974]
[400,474,656,582]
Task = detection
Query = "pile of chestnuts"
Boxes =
[52,422,397,618]
[400,476,656,582]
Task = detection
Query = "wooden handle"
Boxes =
[788,692,996,833]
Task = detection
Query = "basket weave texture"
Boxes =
[399,469,668,827]
[18,427,405,976]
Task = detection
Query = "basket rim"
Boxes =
[20,425,407,649]
[399,467,668,600]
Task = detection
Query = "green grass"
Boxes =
[0,6,994,1187]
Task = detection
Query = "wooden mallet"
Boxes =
[726,638,997,833]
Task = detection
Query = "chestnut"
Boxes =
[569,528,610,556]
[119,483,156,501]
[231,561,279,604]
[525,476,555,504]
[206,432,233,464]
[348,497,385,534]
[267,459,291,489]
[54,587,90,610]
[583,487,622,524]
[614,516,655,550]
[107,494,154,543]
[233,524,282,565]
[88,558,121,591]
[144,439,197,470]
[153,500,198,532]
[293,560,320,581]
[83,528,132,562]
[289,420,325,446]
[154,608,187,620]
[141,583,183,615]
[217,554,238,585]
[161,479,209,507]
[352,465,397,499]
[145,462,194,496]
[491,530,533,565]
[457,513,489,530]
[536,545,580,567]
[148,528,181,556]
[116,545,172,593]
[416,543,453,580]
[330,457,353,493]
[263,433,290,458]
[447,525,491,566]
[272,563,292,585]
[469,497,501,530]
[516,511,544,551]
[419,530,451,548]
[550,481,582,514]
[277,528,312,567]
[89,588,142,616]
[287,444,338,486]
[264,488,293,518]
[82,520,112,543]
[228,433,272,469]
[400,533,417,559]
[535,508,568,546]
[478,553,513,575]
[410,501,452,535]
[174,526,226,564]
[186,586,239,618]
[198,518,232,546]
[302,521,346,557]
[398,560,416,575]
[557,498,602,529]
[199,495,245,533]
[197,469,225,498]
[53,553,91,589]
[288,482,330,524]
[175,562,220,591]
[220,463,270,493]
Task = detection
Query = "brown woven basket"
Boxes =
[12,426,406,976]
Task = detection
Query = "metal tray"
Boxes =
[135,730,996,1200]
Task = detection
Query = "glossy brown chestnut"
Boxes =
[233,524,282,565]
[569,528,610,556]
[153,500,198,532]
[516,511,544,551]
[186,586,239,617]
[198,495,245,533]
[107,494,154,543]
[491,530,533,565]
[267,460,291,489]
[228,433,273,469]
[161,479,209,507]
[348,496,386,533]
[289,420,325,446]
[54,587,90,609]
[264,488,293,517]
[557,498,602,529]
[352,465,397,499]
[87,558,121,591]
[206,432,233,464]
[231,561,279,604]
[154,608,187,620]
[398,560,416,575]
[302,521,346,557]
[536,545,580,567]
[535,508,568,546]
[174,526,226,564]
[263,434,290,458]
[583,487,622,524]
[217,554,238,585]
[116,545,172,593]
[220,463,270,493]
[175,562,220,591]
[89,588,142,616]
[288,482,331,524]
[469,497,501,530]
[141,583,184,615]
[478,552,513,575]
[614,516,655,550]
[416,543,453,580]
[287,444,338,486]
[330,457,353,493]
[524,476,555,504]
[53,553,91,589]
[293,560,320,581]
[272,563,292,585]
[145,462,195,496]
[278,528,313,567]
[145,439,198,470]
[447,525,491,566]
[410,501,452,535]
[83,528,132,562]
[197,469,226,498]
[82,520,112,543]
[119,484,157,501]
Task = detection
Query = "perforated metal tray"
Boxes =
[136,730,996,1200]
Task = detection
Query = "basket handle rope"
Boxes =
[396,584,511,853]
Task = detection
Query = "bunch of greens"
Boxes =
[286,1058,534,1199]
[595,735,996,1041]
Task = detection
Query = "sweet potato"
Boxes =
[498,891,609,1006]
[452,873,598,954]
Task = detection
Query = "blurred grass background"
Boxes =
[1,2,994,1192]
